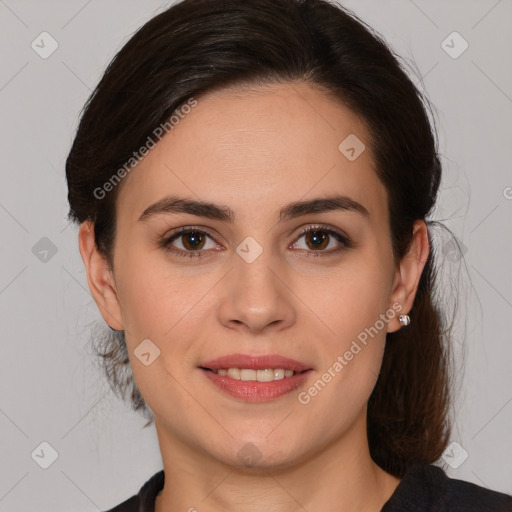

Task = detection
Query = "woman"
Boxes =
[65,0,512,510]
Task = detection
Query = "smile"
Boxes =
[205,367,297,381]
[199,367,313,402]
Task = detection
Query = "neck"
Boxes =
[153,412,400,512]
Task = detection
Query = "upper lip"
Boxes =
[200,353,313,372]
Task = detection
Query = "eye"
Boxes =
[160,227,220,259]
[159,224,352,260]
[290,225,352,258]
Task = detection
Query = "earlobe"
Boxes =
[387,220,430,333]
[78,221,124,331]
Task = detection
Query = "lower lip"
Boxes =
[200,368,313,402]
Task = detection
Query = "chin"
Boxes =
[213,437,305,473]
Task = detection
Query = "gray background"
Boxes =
[0,0,511,510]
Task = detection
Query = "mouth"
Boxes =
[198,353,314,402]
[199,367,308,381]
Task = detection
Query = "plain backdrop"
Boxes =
[0,0,511,510]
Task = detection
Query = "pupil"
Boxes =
[312,232,322,244]
[309,231,327,248]
[185,232,202,248]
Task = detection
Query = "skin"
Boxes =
[79,81,429,511]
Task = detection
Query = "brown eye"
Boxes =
[304,230,329,250]
[180,231,207,251]
[161,227,218,259]
[291,225,351,257]
[160,224,351,260]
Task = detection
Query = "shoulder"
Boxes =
[383,464,512,512]
[103,495,139,512]
[102,470,165,512]
[432,465,512,511]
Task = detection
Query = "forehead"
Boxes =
[115,81,388,229]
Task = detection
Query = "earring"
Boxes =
[399,314,410,327]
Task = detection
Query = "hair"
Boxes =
[66,0,456,477]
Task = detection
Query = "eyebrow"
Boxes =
[138,194,370,223]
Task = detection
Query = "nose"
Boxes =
[216,243,297,334]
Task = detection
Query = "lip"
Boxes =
[198,353,314,403]
[199,353,313,372]
[200,368,314,402]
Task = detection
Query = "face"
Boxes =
[82,81,420,471]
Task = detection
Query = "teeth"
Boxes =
[240,369,257,381]
[273,369,285,380]
[227,368,241,379]
[212,368,298,381]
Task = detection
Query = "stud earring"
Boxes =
[399,314,410,327]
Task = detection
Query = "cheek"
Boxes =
[306,253,392,393]
[114,249,195,338]
[317,259,392,340]
[299,287,389,435]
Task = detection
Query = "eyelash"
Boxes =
[159,224,352,260]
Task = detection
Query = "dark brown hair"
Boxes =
[66,0,455,477]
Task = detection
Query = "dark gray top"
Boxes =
[104,463,512,511]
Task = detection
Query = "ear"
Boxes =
[387,220,430,333]
[78,221,124,330]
